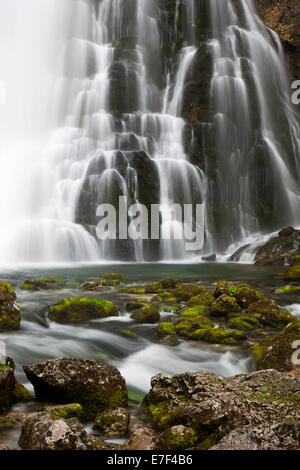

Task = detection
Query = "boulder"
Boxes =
[251,321,300,372]
[142,369,300,450]
[18,416,98,450]
[247,299,295,328]
[174,284,207,301]
[131,304,160,324]
[23,358,128,419]
[48,297,118,324]
[0,281,21,331]
[93,407,129,436]
[210,294,241,317]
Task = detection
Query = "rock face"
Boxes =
[142,369,300,450]
[19,417,96,450]
[255,0,300,82]
[254,227,300,266]
[48,297,118,323]
[23,358,128,419]
[0,281,21,331]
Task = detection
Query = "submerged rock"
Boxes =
[0,281,21,331]
[142,369,300,450]
[48,297,118,323]
[125,301,145,312]
[20,277,64,291]
[174,283,207,301]
[210,294,241,316]
[23,358,128,419]
[130,304,160,324]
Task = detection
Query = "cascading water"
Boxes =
[0,0,299,264]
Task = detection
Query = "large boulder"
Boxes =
[18,416,101,450]
[142,369,300,450]
[23,358,128,419]
[48,297,118,324]
[0,281,21,331]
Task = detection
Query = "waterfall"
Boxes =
[0,0,299,264]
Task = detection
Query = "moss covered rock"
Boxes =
[251,321,300,372]
[93,407,129,436]
[188,292,214,307]
[20,278,63,290]
[164,425,197,450]
[213,281,229,298]
[210,294,241,317]
[145,282,164,294]
[157,322,177,337]
[247,299,295,328]
[48,403,83,420]
[48,297,118,324]
[131,304,160,324]
[228,315,260,331]
[126,301,145,312]
[181,305,210,316]
[142,369,300,450]
[175,284,207,301]
[12,380,34,403]
[230,284,265,308]
[175,315,213,338]
[191,328,246,344]
[0,281,21,331]
[23,358,128,419]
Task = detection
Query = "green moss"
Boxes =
[175,284,207,301]
[127,288,146,295]
[0,312,21,331]
[12,380,34,403]
[50,403,83,420]
[145,281,164,294]
[228,315,260,331]
[199,434,218,450]
[164,427,197,450]
[247,299,296,328]
[191,327,247,344]
[157,322,176,337]
[0,281,16,301]
[280,262,300,281]
[48,297,118,324]
[175,315,213,338]
[188,292,214,307]
[181,305,209,317]
[0,364,10,370]
[250,321,300,371]
[210,294,240,316]
[275,286,300,294]
[131,304,160,324]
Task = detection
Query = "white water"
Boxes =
[0,0,299,264]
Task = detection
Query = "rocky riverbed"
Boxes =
[0,242,299,450]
